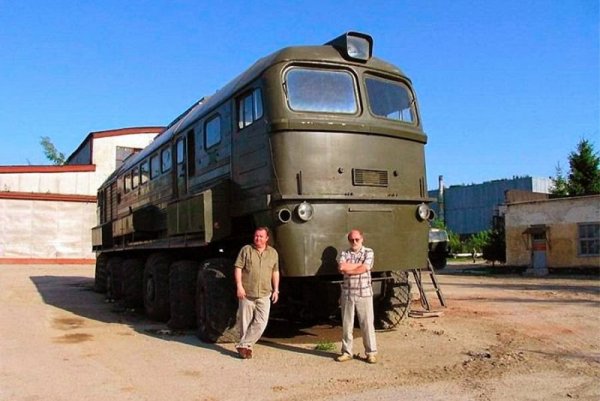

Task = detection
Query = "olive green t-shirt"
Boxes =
[234,244,279,298]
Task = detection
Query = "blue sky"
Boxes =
[0,0,598,190]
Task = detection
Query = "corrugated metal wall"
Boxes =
[429,177,552,235]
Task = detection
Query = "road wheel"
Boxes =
[106,256,124,301]
[122,257,144,308]
[143,253,171,321]
[168,260,199,329]
[374,271,411,330]
[196,258,238,343]
[94,253,108,293]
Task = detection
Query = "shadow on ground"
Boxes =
[29,275,340,357]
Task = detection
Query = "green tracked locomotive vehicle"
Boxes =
[92,32,435,342]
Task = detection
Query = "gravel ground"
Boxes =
[0,264,598,401]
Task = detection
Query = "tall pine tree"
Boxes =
[551,139,600,197]
[567,139,600,196]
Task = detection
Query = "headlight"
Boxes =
[325,32,373,62]
[277,208,292,223]
[416,203,431,221]
[295,202,314,222]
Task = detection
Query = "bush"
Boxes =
[466,230,491,254]
[482,227,506,265]
[448,231,462,254]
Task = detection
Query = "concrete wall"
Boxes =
[0,166,96,195]
[505,195,600,269]
[0,197,96,260]
[0,127,163,264]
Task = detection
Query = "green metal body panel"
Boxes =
[273,202,428,276]
[268,129,429,276]
[94,32,431,279]
[167,183,231,242]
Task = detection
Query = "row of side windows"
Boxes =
[123,147,172,193]
[123,87,263,194]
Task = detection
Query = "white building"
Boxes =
[0,127,164,264]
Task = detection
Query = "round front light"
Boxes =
[416,203,430,221]
[277,208,292,223]
[296,202,314,222]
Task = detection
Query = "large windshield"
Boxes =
[285,68,357,114]
[365,75,415,123]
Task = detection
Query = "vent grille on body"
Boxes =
[352,169,388,187]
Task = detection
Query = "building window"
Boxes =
[116,146,141,169]
[579,223,599,256]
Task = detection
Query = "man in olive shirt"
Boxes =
[234,227,280,359]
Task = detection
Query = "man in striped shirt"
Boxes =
[335,229,378,364]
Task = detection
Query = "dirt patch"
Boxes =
[53,333,94,344]
[0,264,598,401]
[53,317,85,330]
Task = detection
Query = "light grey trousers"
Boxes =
[340,294,377,356]
[236,295,271,349]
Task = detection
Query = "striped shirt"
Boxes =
[339,246,374,297]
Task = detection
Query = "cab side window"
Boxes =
[205,115,221,148]
[132,167,139,189]
[237,88,263,129]
[161,147,172,173]
[150,154,161,179]
[124,172,131,193]
[140,160,150,185]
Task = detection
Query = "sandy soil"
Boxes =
[0,263,598,401]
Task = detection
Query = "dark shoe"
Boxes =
[236,347,249,359]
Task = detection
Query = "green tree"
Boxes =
[550,163,569,197]
[466,230,490,254]
[447,230,462,255]
[40,136,66,165]
[567,139,600,196]
[482,225,506,265]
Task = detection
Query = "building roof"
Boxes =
[65,126,165,165]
